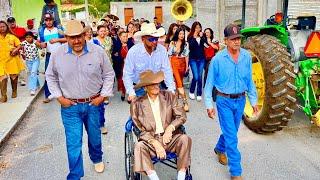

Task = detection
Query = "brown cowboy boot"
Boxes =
[0,78,8,103]
[231,176,243,180]
[10,76,18,98]
[214,149,228,165]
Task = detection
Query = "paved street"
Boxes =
[0,91,320,180]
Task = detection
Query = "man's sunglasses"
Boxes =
[147,37,159,42]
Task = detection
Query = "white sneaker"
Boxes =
[196,96,202,101]
[189,93,195,100]
[30,90,36,96]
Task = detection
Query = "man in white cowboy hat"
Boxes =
[131,70,192,180]
[123,22,175,100]
[45,20,115,179]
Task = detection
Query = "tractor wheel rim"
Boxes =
[244,51,265,120]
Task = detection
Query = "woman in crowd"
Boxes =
[84,26,93,41]
[164,23,179,49]
[92,25,113,63]
[203,28,219,85]
[112,31,134,101]
[91,25,113,134]
[0,20,25,103]
[187,21,205,101]
[168,28,190,112]
[127,22,135,43]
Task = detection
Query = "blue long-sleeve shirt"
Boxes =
[123,43,175,96]
[204,48,258,109]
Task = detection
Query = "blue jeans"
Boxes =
[26,58,40,91]
[189,58,205,96]
[215,95,246,176]
[61,103,103,180]
[44,53,51,98]
[99,103,107,128]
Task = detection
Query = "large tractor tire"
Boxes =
[242,34,297,134]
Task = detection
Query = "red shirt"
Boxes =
[11,26,27,42]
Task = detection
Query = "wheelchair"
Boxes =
[124,118,192,180]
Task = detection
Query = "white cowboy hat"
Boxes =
[134,22,165,39]
[59,20,89,36]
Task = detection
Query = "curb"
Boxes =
[0,86,44,148]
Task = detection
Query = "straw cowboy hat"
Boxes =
[59,20,89,36]
[134,70,164,89]
[134,22,165,39]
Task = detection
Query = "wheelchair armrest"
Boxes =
[133,125,141,138]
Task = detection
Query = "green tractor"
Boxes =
[239,0,320,133]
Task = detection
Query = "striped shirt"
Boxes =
[45,42,115,99]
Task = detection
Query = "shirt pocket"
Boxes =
[84,62,99,73]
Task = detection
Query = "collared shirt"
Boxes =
[123,43,175,96]
[42,27,61,53]
[45,42,115,99]
[204,48,258,109]
[147,95,164,134]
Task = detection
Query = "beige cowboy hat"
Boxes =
[134,70,164,89]
[134,22,165,39]
[59,20,89,36]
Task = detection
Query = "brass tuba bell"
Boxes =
[170,0,193,21]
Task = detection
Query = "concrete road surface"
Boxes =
[0,92,320,180]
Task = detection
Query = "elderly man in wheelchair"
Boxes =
[126,70,192,180]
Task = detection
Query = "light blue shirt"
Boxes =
[204,48,257,109]
[123,43,175,96]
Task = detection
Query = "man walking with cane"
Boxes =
[204,24,258,180]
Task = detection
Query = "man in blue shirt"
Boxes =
[204,24,258,180]
[123,22,175,100]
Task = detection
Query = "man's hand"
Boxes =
[90,96,105,106]
[49,39,57,44]
[163,125,174,145]
[252,105,259,116]
[58,96,76,107]
[151,140,166,160]
[127,95,136,103]
[207,108,216,119]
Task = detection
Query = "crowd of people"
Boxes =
[0,1,259,180]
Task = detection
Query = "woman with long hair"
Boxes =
[112,31,134,101]
[164,23,179,49]
[168,28,190,111]
[203,27,219,85]
[92,25,113,63]
[0,20,25,103]
[187,21,205,101]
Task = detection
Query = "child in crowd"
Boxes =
[40,0,61,27]
[21,32,41,96]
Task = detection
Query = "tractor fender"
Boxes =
[241,25,289,46]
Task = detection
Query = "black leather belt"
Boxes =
[216,90,245,99]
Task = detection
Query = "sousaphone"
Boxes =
[171,0,193,21]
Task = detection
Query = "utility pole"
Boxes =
[85,0,89,22]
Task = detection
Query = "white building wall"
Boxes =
[110,2,175,29]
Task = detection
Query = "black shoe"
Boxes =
[121,95,125,101]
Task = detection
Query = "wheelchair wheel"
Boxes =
[125,132,135,180]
